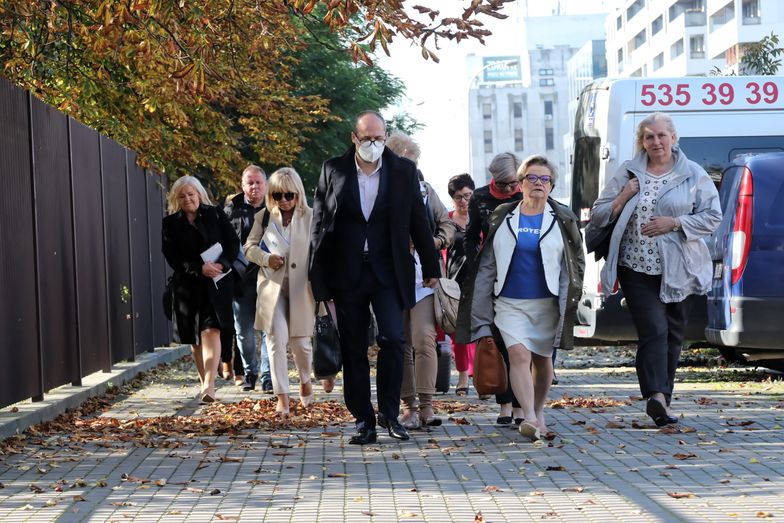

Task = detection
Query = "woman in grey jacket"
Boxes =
[470,155,584,441]
[590,112,721,427]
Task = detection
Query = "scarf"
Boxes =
[489,179,521,200]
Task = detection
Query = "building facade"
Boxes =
[467,14,607,201]
[606,0,784,77]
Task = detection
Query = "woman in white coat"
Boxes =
[244,168,316,416]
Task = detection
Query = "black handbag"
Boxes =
[162,275,174,321]
[313,302,342,379]
[585,170,635,261]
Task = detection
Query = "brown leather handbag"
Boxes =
[473,335,508,396]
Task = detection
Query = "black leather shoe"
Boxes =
[646,398,677,427]
[348,424,377,445]
[261,374,273,394]
[242,373,257,392]
[378,414,411,441]
[496,416,513,425]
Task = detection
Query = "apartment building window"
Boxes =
[539,68,554,76]
[545,128,554,150]
[616,15,622,30]
[670,0,705,25]
[544,101,554,119]
[482,103,492,119]
[743,0,761,24]
[484,130,493,153]
[626,0,644,21]
[690,35,705,59]
[651,15,663,36]
[671,38,684,59]
[539,78,555,87]
[514,129,524,151]
[633,29,647,50]
[653,52,664,70]
[617,48,624,71]
[710,1,735,30]
[513,102,523,118]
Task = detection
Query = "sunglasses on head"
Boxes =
[271,192,296,202]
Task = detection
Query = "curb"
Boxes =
[0,345,190,441]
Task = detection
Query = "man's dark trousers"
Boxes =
[333,261,405,429]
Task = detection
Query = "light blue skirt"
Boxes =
[494,296,559,357]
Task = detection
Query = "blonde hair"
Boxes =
[265,167,308,214]
[167,175,211,214]
[635,112,678,153]
[517,154,558,188]
[385,130,421,164]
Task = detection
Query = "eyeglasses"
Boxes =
[357,136,386,146]
[523,174,552,185]
[452,193,472,201]
[271,192,297,202]
[495,180,519,190]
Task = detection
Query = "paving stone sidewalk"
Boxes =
[1,353,783,522]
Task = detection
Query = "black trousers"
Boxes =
[492,325,521,408]
[333,263,405,428]
[617,266,693,405]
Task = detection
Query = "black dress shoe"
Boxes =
[646,397,677,427]
[348,426,378,445]
[496,416,513,425]
[378,414,411,441]
[242,373,257,392]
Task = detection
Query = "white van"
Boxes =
[570,75,784,342]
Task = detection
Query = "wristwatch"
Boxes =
[672,218,681,232]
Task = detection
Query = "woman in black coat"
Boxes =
[162,176,239,403]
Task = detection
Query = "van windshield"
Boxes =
[679,136,784,187]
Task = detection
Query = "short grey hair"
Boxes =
[242,164,266,180]
[635,112,678,154]
[488,152,521,182]
[517,154,558,188]
[167,175,211,214]
[385,131,421,164]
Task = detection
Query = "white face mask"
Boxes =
[357,140,384,163]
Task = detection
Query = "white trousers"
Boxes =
[266,294,312,395]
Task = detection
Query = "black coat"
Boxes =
[224,192,265,288]
[309,146,440,308]
[463,184,522,272]
[162,204,239,342]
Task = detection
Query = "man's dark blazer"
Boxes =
[309,146,440,309]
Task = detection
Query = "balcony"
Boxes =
[685,9,706,26]
[743,16,761,25]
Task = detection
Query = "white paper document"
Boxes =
[200,242,231,286]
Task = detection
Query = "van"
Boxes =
[706,152,784,363]
[570,76,784,342]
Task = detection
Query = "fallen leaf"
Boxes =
[673,452,698,460]
[542,512,559,519]
[361,511,375,516]
[209,488,221,495]
[726,420,755,427]
[667,492,695,499]
[73,495,87,502]
[398,510,418,518]
[215,515,239,521]
[546,465,567,472]
[328,473,350,478]
[606,421,625,429]
[561,486,585,493]
[756,512,774,518]
[749,458,760,464]
[46,499,58,507]
[22,504,34,510]
[482,485,504,492]
[29,484,43,493]
[474,511,485,523]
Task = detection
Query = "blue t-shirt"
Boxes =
[499,213,554,299]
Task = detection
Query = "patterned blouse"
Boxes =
[619,170,672,275]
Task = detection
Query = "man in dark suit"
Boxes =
[309,111,440,444]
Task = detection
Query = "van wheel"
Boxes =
[718,347,745,363]
[754,359,784,373]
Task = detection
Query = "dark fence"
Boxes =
[0,76,171,409]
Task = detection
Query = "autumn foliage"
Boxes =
[0,0,510,194]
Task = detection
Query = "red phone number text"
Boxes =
[640,81,779,107]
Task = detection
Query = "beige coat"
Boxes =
[244,206,315,336]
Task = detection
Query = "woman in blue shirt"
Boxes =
[468,155,584,441]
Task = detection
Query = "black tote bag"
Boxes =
[313,302,342,379]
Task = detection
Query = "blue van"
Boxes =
[706,152,784,362]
